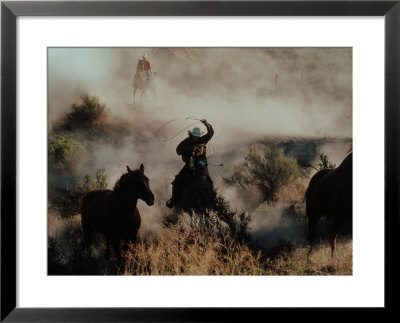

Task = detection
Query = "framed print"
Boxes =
[2,0,399,321]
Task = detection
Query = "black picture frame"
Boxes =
[1,1,399,321]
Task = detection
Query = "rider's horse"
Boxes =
[133,60,153,104]
[81,164,154,261]
[177,145,216,227]
[305,152,352,255]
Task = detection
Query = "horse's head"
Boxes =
[115,164,154,206]
[131,164,154,206]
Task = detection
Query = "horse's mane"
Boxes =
[113,169,142,192]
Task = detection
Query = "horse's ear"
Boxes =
[140,163,144,174]
[127,166,132,173]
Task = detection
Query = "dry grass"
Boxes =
[123,224,264,275]
[277,179,307,206]
[48,212,352,276]
[264,240,353,275]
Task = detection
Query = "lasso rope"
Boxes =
[155,116,201,142]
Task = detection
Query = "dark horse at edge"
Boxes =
[305,152,352,255]
[81,164,154,261]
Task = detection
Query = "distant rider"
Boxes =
[166,119,214,208]
[136,53,152,81]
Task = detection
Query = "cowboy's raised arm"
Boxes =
[199,120,214,144]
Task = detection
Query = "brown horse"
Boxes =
[305,152,352,255]
[132,61,155,104]
[81,164,154,261]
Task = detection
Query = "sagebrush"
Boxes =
[223,146,301,202]
[63,95,107,129]
[48,136,86,173]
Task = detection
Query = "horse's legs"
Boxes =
[329,215,347,256]
[133,88,137,104]
[307,215,319,254]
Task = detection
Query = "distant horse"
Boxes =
[176,146,216,226]
[132,64,155,104]
[305,152,352,255]
[81,164,154,261]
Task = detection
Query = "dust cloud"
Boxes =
[48,48,352,245]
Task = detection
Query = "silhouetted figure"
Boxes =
[166,119,214,209]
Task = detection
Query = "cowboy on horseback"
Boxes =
[133,53,154,104]
[136,53,152,81]
[166,119,214,208]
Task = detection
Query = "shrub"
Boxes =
[277,180,307,222]
[212,194,251,242]
[64,95,107,129]
[161,194,251,242]
[48,215,104,275]
[223,146,301,202]
[318,153,336,170]
[48,136,86,172]
[50,168,108,218]
[48,236,69,275]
